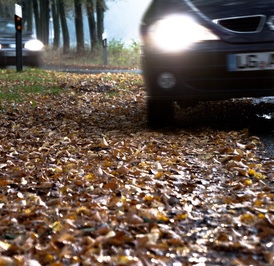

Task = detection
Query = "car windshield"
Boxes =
[0,20,16,35]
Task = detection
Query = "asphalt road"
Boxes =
[43,65,142,74]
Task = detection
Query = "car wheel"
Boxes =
[147,98,175,128]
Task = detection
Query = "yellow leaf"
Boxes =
[254,199,262,207]
[0,241,11,251]
[85,173,96,181]
[240,213,256,225]
[64,163,76,171]
[248,169,266,179]
[76,206,90,215]
[254,172,266,179]
[143,195,153,202]
[53,166,62,174]
[243,179,253,186]
[157,212,169,222]
[50,221,63,233]
[44,254,54,264]
[175,213,188,220]
[24,208,32,214]
[248,169,256,175]
[154,171,164,178]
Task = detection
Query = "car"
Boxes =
[140,0,274,127]
[0,18,44,68]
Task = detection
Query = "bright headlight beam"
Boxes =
[24,40,44,51]
[149,15,219,52]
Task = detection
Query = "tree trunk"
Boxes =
[86,0,97,50]
[58,0,70,53]
[0,1,12,18]
[23,0,33,32]
[32,0,50,44]
[51,0,60,48]
[96,0,106,45]
[33,0,40,39]
[40,0,50,45]
[0,2,5,17]
[74,0,85,54]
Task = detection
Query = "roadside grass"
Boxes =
[43,39,141,69]
[0,67,143,104]
[0,68,63,102]
[0,39,142,102]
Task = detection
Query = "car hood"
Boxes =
[142,0,274,44]
[184,0,274,43]
[186,0,274,19]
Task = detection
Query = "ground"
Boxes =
[0,71,273,265]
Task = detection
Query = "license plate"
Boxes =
[227,52,274,71]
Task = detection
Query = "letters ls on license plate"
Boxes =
[227,52,274,71]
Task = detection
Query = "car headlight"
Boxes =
[24,40,44,51]
[148,15,220,52]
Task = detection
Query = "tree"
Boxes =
[22,0,33,32]
[86,0,97,50]
[96,0,106,45]
[0,0,109,52]
[58,0,70,53]
[74,0,85,54]
[51,0,60,49]
[33,0,50,45]
[0,0,13,18]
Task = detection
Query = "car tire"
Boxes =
[147,98,175,128]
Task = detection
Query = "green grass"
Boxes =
[0,39,142,103]
[0,68,53,81]
[0,68,63,102]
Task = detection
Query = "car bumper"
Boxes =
[0,49,43,67]
[142,41,274,102]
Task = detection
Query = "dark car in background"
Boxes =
[140,0,274,127]
[0,18,44,68]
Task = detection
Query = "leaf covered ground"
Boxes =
[0,70,273,266]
